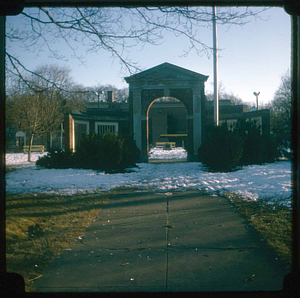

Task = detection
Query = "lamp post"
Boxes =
[253,92,260,110]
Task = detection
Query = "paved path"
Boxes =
[34,189,289,292]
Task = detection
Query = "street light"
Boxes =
[253,92,260,110]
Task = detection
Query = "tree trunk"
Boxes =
[50,131,53,150]
[28,133,34,162]
[60,123,63,150]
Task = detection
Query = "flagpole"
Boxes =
[212,6,219,126]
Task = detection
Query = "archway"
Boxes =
[125,62,208,162]
[147,97,188,159]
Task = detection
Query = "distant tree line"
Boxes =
[81,85,128,103]
[205,81,243,105]
[267,71,291,155]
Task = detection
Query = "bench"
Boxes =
[155,142,176,149]
[23,145,45,153]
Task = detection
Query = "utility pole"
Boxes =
[212,6,219,126]
[253,92,260,110]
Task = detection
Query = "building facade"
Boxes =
[64,63,270,162]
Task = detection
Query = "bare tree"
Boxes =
[5,94,27,134]
[30,64,86,149]
[6,64,87,159]
[6,6,268,86]
[7,92,48,161]
[206,81,243,104]
[269,71,291,147]
[115,87,129,102]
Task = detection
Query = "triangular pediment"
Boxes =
[125,62,208,85]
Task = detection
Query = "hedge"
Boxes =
[36,132,140,172]
[198,120,280,172]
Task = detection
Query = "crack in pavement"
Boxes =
[165,198,170,291]
[76,245,261,251]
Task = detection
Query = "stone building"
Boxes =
[64,62,270,162]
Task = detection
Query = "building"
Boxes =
[64,91,129,152]
[64,63,270,161]
[65,96,270,158]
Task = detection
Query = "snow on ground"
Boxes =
[5,152,47,167]
[5,149,292,207]
[149,147,187,160]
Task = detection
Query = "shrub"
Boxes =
[36,150,74,169]
[74,132,124,171]
[37,132,140,172]
[198,123,243,172]
[120,136,141,169]
[198,120,280,172]
[235,120,279,165]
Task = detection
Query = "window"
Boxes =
[74,120,89,150]
[95,122,118,135]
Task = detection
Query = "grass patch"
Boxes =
[224,193,292,268]
[5,192,110,292]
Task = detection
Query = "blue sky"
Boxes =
[6,6,291,106]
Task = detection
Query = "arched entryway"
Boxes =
[147,97,187,151]
[125,62,208,162]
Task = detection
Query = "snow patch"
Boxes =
[149,147,187,160]
[5,151,292,207]
[5,152,47,167]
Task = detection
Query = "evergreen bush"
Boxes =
[235,120,279,165]
[198,120,280,172]
[120,136,141,169]
[36,149,74,169]
[74,132,123,171]
[198,123,243,172]
[37,132,140,172]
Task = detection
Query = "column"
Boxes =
[141,116,149,162]
[132,89,142,151]
[70,115,75,152]
[186,115,194,161]
[64,113,75,152]
[192,87,202,160]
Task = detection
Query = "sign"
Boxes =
[16,131,25,137]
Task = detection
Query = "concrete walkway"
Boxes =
[34,189,289,292]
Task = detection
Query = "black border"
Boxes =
[1,1,299,297]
